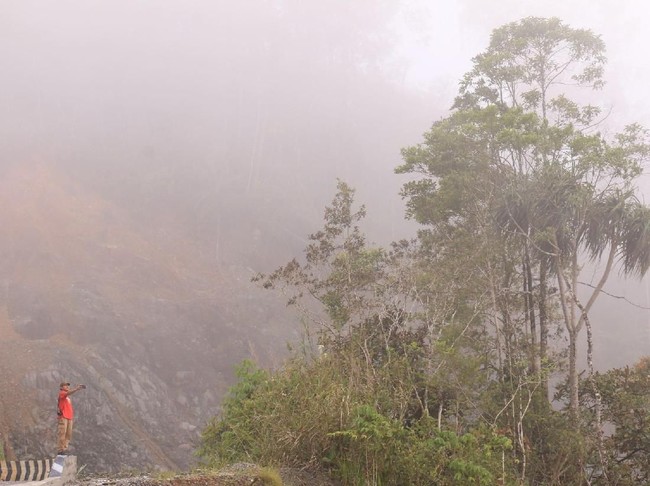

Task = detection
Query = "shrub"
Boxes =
[198,356,515,485]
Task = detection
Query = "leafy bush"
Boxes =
[198,353,514,485]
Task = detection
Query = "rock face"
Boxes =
[0,164,297,472]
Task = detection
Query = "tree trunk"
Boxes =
[555,260,579,419]
[568,327,579,419]
[539,259,549,402]
[523,248,538,374]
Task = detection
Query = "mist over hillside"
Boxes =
[0,0,649,473]
[1,1,437,260]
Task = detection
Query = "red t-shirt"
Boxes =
[58,390,73,420]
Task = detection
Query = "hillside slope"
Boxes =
[0,163,295,472]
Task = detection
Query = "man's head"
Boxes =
[59,382,70,389]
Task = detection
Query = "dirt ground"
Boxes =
[70,464,342,486]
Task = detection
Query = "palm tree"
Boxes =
[497,157,650,417]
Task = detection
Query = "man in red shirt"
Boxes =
[57,382,85,455]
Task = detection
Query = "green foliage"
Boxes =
[196,360,270,466]
[330,409,513,485]
[455,17,606,112]
[328,404,404,484]
[199,352,514,485]
[579,357,650,484]
[519,405,588,484]
[254,180,386,337]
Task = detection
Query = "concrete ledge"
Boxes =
[47,456,76,486]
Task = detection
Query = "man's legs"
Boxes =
[57,418,73,453]
[64,419,73,450]
[56,418,68,453]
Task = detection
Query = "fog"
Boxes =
[2,0,649,369]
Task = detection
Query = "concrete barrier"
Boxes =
[0,455,76,485]
[0,459,53,481]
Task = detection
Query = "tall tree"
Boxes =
[397,15,650,429]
